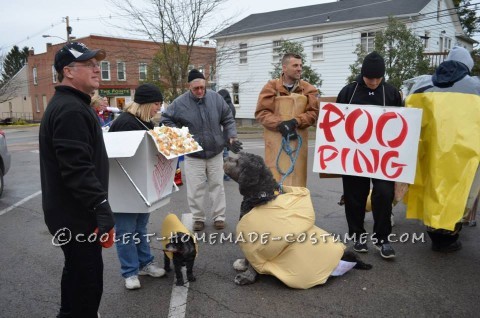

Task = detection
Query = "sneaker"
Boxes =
[125,275,141,290]
[214,220,225,230]
[353,241,368,253]
[139,263,166,278]
[432,241,462,253]
[193,221,205,231]
[375,243,396,259]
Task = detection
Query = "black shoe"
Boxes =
[375,243,396,259]
[353,241,368,253]
[432,241,462,253]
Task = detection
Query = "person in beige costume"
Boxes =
[255,53,319,187]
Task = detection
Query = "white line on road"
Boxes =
[167,213,193,318]
[0,190,42,216]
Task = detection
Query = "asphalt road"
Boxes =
[0,126,478,318]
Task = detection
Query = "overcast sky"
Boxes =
[0,0,328,55]
[1,0,479,56]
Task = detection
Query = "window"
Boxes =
[52,65,57,83]
[209,64,215,82]
[139,63,148,80]
[272,40,283,62]
[117,62,126,81]
[35,96,40,112]
[198,65,205,74]
[312,35,324,60]
[188,64,195,72]
[100,61,110,80]
[232,83,239,105]
[239,43,248,64]
[361,32,376,52]
[440,36,452,52]
[33,67,38,85]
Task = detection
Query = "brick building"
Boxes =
[27,35,216,122]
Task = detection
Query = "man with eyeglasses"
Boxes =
[160,69,242,232]
[39,42,115,318]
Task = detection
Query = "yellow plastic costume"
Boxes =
[161,213,197,260]
[236,186,345,289]
[405,93,480,230]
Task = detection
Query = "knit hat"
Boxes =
[134,84,163,104]
[361,51,385,78]
[446,46,474,71]
[188,69,205,82]
[54,42,106,72]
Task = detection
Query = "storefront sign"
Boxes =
[99,88,131,96]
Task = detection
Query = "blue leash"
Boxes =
[276,134,302,191]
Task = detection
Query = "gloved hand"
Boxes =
[93,200,115,238]
[277,119,298,140]
[229,138,243,154]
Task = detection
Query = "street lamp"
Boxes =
[42,34,67,42]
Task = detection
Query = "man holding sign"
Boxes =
[336,52,403,259]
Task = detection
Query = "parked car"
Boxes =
[0,129,11,197]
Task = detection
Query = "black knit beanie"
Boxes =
[188,69,205,82]
[361,51,385,78]
[134,84,163,104]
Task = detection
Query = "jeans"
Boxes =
[58,240,103,318]
[114,212,154,278]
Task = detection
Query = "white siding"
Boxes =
[215,0,468,120]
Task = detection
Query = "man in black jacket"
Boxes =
[336,51,403,259]
[39,42,115,317]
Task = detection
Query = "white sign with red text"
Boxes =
[313,102,422,184]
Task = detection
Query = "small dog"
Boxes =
[224,152,372,286]
[161,214,197,286]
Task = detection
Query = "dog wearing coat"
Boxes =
[224,152,372,287]
[161,214,197,286]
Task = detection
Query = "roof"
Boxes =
[215,0,432,38]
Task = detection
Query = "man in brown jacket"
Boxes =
[255,53,319,186]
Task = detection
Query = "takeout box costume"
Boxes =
[236,186,345,289]
[161,213,198,260]
[405,92,480,231]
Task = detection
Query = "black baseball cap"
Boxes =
[54,42,106,72]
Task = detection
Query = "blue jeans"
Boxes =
[114,213,154,278]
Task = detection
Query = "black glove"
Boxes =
[229,139,243,154]
[93,200,115,237]
[277,119,298,140]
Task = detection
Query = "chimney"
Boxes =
[29,47,35,56]
[46,43,52,50]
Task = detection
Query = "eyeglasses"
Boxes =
[67,61,101,69]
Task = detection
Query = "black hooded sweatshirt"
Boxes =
[336,75,403,107]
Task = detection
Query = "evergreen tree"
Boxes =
[270,40,322,94]
[347,17,430,89]
[1,46,29,84]
[453,0,479,36]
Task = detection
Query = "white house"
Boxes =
[213,0,476,123]
[0,65,32,121]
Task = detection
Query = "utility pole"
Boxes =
[65,16,72,42]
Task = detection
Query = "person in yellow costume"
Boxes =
[255,53,319,187]
[406,46,480,252]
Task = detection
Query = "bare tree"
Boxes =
[110,0,233,98]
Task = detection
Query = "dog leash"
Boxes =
[276,134,302,191]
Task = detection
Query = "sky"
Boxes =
[2,0,480,56]
[0,0,329,55]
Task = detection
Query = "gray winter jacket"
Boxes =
[160,89,237,159]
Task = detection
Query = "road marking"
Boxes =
[167,213,193,318]
[0,190,42,216]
